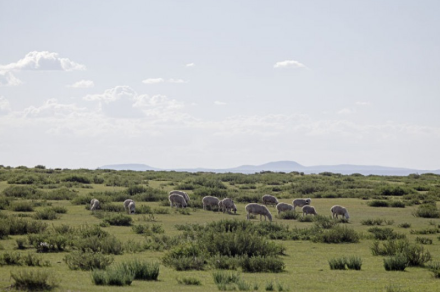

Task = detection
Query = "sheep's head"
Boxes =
[344,212,350,219]
[305,199,311,204]
[267,212,273,222]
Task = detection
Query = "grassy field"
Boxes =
[0,169,440,291]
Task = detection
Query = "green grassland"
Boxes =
[0,166,440,291]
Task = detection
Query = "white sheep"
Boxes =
[220,198,237,214]
[168,193,187,208]
[90,199,100,211]
[169,190,190,204]
[262,194,279,207]
[293,198,311,210]
[202,196,220,211]
[276,202,294,214]
[302,205,317,216]
[245,203,273,222]
[123,199,136,214]
[331,205,350,219]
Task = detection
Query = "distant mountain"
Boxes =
[99,164,159,171]
[98,161,440,176]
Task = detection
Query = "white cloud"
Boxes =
[168,78,187,84]
[0,51,86,72]
[338,108,356,115]
[214,101,227,106]
[68,80,94,88]
[186,63,195,67]
[274,60,308,69]
[0,71,21,86]
[356,101,371,106]
[142,78,165,84]
[0,96,11,113]
[142,78,187,84]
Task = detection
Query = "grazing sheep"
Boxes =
[262,194,279,207]
[245,203,273,222]
[302,205,317,216]
[292,198,311,210]
[276,202,294,214]
[331,205,350,219]
[169,190,190,204]
[168,194,187,208]
[202,196,220,211]
[123,199,136,214]
[90,199,100,211]
[220,198,237,214]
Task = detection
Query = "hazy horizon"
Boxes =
[1,1,439,170]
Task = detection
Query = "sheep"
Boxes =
[302,205,317,216]
[202,196,220,211]
[169,190,190,204]
[292,198,311,210]
[220,198,237,214]
[90,199,100,211]
[245,203,272,222]
[276,202,294,214]
[331,205,350,219]
[168,193,187,208]
[123,199,136,214]
[262,194,279,207]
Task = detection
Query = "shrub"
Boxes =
[346,256,363,270]
[45,188,77,200]
[368,227,406,240]
[371,239,432,267]
[11,270,57,291]
[415,237,433,245]
[177,276,201,285]
[427,262,440,278]
[277,210,299,220]
[50,206,67,214]
[103,213,132,226]
[239,255,285,273]
[64,251,113,270]
[10,201,34,212]
[313,215,339,229]
[361,218,385,226]
[22,253,51,267]
[384,253,408,271]
[390,201,405,208]
[16,238,26,249]
[33,208,59,220]
[132,224,151,235]
[3,185,42,199]
[91,265,134,286]
[72,235,123,255]
[368,200,389,207]
[297,216,314,222]
[328,256,362,270]
[119,260,160,280]
[413,204,440,218]
[314,226,360,243]
[100,203,125,213]
[0,251,23,266]
[398,223,411,228]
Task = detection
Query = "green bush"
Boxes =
[64,251,113,270]
[413,204,440,218]
[368,200,390,207]
[314,226,360,243]
[361,218,386,226]
[44,188,77,200]
[427,262,440,278]
[0,251,23,266]
[103,213,132,226]
[371,239,432,267]
[368,227,406,240]
[384,253,408,271]
[398,222,411,228]
[390,201,405,208]
[91,265,134,286]
[239,255,285,273]
[22,253,51,267]
[415,237,433,245]
[119,260,160,280]
[10,201,34,212]
[11,270,57,291]
[277,210,299,220]
[177,276,202,285]
[33,208,59,220]
[328,256,362,270]
[3,185,42,199]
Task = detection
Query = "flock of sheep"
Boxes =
[89,191,350,222]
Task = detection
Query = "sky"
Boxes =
[0,0,439,170]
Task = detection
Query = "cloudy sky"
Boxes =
[1,1,439,170]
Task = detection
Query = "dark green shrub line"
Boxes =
[64,251,114,270]
[371,239,432,267]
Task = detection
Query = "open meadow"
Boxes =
[1,166,440,291]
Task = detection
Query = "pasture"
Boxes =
[0,166,440,291]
